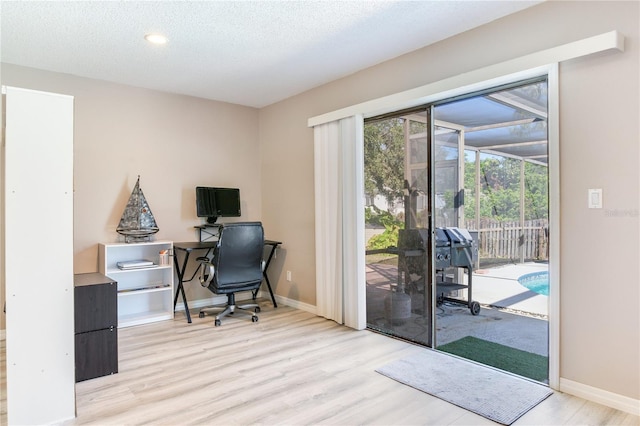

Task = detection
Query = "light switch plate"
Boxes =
[588,188,603,209]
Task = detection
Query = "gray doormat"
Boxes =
[376,349,552,425]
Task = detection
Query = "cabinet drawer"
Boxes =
[75,328,118,382]
[75,281,117,333]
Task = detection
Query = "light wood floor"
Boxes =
[1,302,638,425]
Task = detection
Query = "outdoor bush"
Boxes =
[366,207,404,249]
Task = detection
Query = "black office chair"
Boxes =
[197,222,265,326]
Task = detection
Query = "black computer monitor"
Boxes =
[196,187,241,224]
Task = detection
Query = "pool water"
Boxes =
[517,271,549,296]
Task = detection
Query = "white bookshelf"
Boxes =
[99,240,174,328]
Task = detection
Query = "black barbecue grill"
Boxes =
[437,227,476,270]
[435,228,451,270]
[436,227,480,315]
[397,227,480,315]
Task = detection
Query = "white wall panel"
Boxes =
[4,86,75,425]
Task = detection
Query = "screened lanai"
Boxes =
[399,79,549,268]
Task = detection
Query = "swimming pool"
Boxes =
[517,271,549,296]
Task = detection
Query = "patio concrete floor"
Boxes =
[366,261,550,360]
[473,262,549,316]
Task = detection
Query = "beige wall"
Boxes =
[259,1,639,400]
[0,64,261,309]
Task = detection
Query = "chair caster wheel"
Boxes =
[252,316,258,322]
[255,307,261,313]
[470,301,481,316]
[199,312,205,318]
[214,319,221,327]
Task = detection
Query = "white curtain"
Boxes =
[313,115,366,330]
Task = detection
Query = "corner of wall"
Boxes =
[560,378,640,416]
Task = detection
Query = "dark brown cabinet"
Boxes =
[74,273,118,382]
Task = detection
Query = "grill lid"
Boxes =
[443,227,474,246]
[435,228,450,247]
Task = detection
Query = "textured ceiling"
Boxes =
[0,1,542,108]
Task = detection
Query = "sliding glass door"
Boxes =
[432,80,550,383]
[364,79,550,383]
[364,108,434,346]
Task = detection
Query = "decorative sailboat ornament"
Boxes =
[116,175,159,243]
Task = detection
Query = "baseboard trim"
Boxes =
[560,377,640,415]
[174,291,317,316]
[267,292,317,315]
[174,295,228,312]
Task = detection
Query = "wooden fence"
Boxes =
[465,218,549,261]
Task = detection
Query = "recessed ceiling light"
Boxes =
[144,33,167,45]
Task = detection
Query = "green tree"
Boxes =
[464,154,548,221]
[364,118,406,209]
[524,162,549,220]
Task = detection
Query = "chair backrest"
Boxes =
[211,222,264,292]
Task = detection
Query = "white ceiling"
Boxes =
[0,1,543,108]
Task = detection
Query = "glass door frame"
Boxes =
[349,64,560,387]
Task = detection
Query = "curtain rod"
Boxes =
[308,30,624,128]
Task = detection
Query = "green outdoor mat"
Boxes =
[438,336,548,382]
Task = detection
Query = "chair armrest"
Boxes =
[198,260,215,287]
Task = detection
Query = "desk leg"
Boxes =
[262,273,277,308]
[173,251,192,323]
[255,244,279,308]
